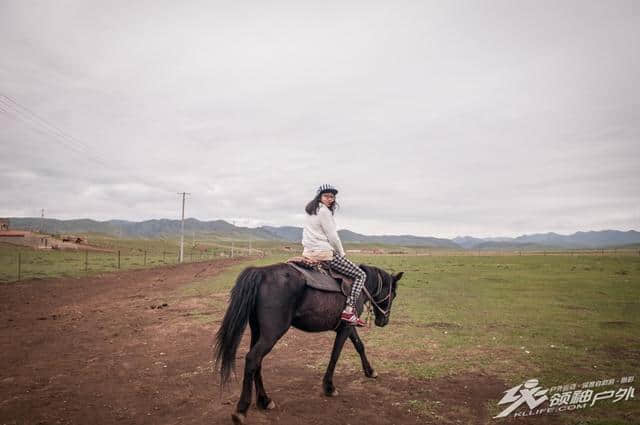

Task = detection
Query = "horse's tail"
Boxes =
[214,266,263,387]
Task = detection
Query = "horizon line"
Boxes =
[4,216,638,241]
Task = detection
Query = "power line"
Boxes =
[0,93,171,194]
[0,94,98,155]
[0,102,91,157]
[0,94,112,168]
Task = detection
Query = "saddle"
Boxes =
[286,256,353,296]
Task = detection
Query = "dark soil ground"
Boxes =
[0,259,559,425]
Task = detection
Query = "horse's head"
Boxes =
[360,265,403,327]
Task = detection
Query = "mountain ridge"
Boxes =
[5,217,640,250]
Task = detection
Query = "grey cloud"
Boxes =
[0,0,638,238]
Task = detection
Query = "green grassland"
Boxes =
[186,253,640,424]
[0,232,454,282]
[0,234,268,282]
[2,235,638,422]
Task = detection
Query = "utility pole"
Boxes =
[231,220,235,258]
[178,192,190,263]
[40,208,44,233]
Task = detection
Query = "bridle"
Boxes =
[362,270,393,319]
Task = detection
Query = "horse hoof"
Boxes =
[231,413,246,425]
[327,389,339,397]
[368,370,378,378]
[266,400,276,410]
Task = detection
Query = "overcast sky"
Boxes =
[0,0,638,238]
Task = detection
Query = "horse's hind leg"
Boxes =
[233,338,272,424]
[349,328,377,378]
[233,324,285,424]
[250,317,275,410]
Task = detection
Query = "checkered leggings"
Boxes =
[329,254,366,308]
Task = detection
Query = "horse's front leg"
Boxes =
[349,328,377,378]
[322,326,351,396]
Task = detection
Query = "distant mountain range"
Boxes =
[452,231,640,250]
[6,217,640,250]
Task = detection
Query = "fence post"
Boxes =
[84,250,88,273]
[118,250,121,269]
[17,252,21,281]
[144,250,147,266]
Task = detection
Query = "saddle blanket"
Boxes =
[286,257,353,295]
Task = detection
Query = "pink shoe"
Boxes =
[341,310,366,327]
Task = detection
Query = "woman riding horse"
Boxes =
[302,184,367,326]
[214,185,403,424]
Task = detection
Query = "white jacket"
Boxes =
[302,203,345,258]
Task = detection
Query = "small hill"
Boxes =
[452,236,486,249]
[454,230,640,250]
[339,230,461,248]
[515,230,640,248]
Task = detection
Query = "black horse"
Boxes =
[214,262,403,424]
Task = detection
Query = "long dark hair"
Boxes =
[305,193,339,215]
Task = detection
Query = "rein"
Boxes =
[362,270,392,318]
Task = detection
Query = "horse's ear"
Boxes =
[394,272,404,282]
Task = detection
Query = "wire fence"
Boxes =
[0,245,261,283]
[368,248,640,257]
[1,244,637,283]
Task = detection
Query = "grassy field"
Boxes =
[184,253,640,424]
[2,231,636,284]
[1,238,638,422]
[0,234,267,282]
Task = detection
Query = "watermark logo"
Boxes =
[494,379,548,418]
[494,376,635,419]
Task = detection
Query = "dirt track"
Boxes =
[0,259,552,425]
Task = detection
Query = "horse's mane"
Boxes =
[359,264,390,291]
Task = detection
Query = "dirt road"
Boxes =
[0,259,529,425]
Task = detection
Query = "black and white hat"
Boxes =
[317,184,338,195]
